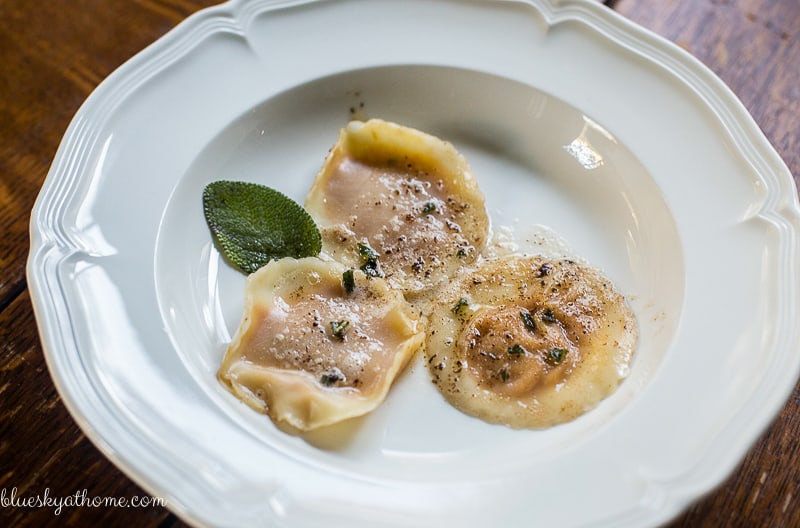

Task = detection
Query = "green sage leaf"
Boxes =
[203,180,322,274]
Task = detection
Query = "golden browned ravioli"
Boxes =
[425,255,638,428]
[218,257,425,431]
[304,119,489,299]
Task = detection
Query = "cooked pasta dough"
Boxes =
[218,257,424,431]
[425,255,638,428]
[305,119,489,298]
[216,120,639,433]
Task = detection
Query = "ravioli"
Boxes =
[304,119,489,298]
[218,257,424,431]
[425,255,638,428]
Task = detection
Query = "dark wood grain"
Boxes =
[613,0,800,526]
[1,0,797,526]
[0,1,219,526]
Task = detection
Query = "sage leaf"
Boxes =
[203,180,322,274]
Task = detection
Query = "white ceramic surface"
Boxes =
[28,1,800,527]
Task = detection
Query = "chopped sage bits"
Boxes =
[342,269,356,294]
[361,258,383,278]
[520,310,537,332]
[508,344,526,356]
[541,308,557,324]
[330,320,350,339]
[203,181,322,274]
[357,242,384,278]
[547,347,568,365]
[452,297,470,315]
[320,371,344,386]
[500,368,510,383]
[357,241,379,260]
[422,202,437,214]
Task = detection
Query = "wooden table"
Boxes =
[2,1,798,526]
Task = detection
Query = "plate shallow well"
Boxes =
[156,62,680,476]
[28,1,800,527]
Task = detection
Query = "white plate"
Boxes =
[28,0,800,526]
